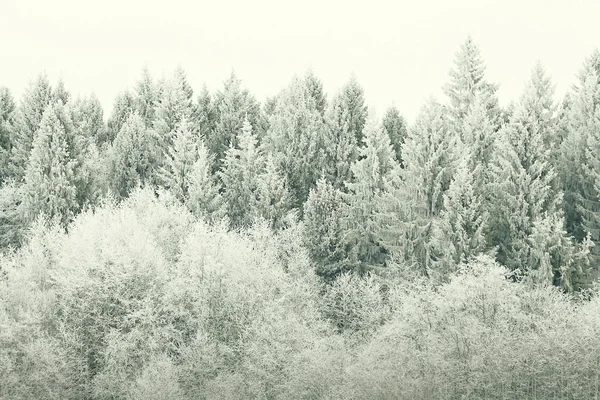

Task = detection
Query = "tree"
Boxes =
[52,78,71,106]
[71,94,105,142]
[219,117,264,229]
[106,90,136,147]
[209,72,264,173]
[0,87,16,182]
[186,140,226,223]
[20,103,77,228]
[158,118,198,202]
[134,66,159,127]
[108,113,159,200]
[153,68,195,140]
[256,155,293,230]
[11,74,53,179]
[194,84,216,141]
[302,177,352,278]
[264,76,327,210]
[381,106,408,167]
[443,36,500,130]
[487,63,579,287]
[304,69,327,116]
[377,99,459,278]
[343,110,398,273]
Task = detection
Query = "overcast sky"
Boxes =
[1,0,599,123]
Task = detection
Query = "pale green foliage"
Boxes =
[444,36,500,129]
[21,103,77,229]
[303,69,327,115]
[264,75,327,209]
[158,118,198,201]
[0,87,16,182]
[255,155,293,230]
[209,72,265,173]
[219,117,263,229]
[108,113,159,199]
[11,74,53,178]
[134,66,159,127]
[0,180,25,249]
[344,110,398,271]
[186,140,226,224]
[381,105,408,167]
[302,177,352,278]
[378,99,459,277]
[106,90,135,146]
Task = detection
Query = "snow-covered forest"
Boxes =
[3,37,600,398]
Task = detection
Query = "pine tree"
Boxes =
[264,76,327,210]
[377,99,458,278]
[11,74,53,179]
[153,68,195,139]
[134,66,159,127]
[158,118,198,202]
[302,177,352,278]
[0,87,16,182]
[20,104,77,228]
[219,117,264,229]
[52,78,71,105]
[0,179,24,249]
[186,140,226,224]
[382,106,408,167]
[209,72,264,173]
[343,110,398,272]
[431,156,489,275]
[304,69,327,116]
[256,155,293,230]
[443,36,500,130]
[106,90,136,146]
[488,63,576,286]
[108,113,159,199]
[194,84,216,141]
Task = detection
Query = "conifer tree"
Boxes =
[264,76,327,210]
[302,177,352,278]
[52,78,71,106]
[304,69,327,116]
[488,63,578,285]
[11,74,53,178]
[186,140,226,223]
[20,104,77,228]
[209,72,264,173]
[343,110,398,272]
[0,87,16,182]
[0,179,24,249]
[108,113,158,199]
[443,36,500,130]
[71,94,105,142]
[106,90,136,146]
[194,84,216,141]
[153,68,195,140]
[219,117,264,229]
[377,99,458,278]
[256,154,293,230]
[134,66,159,127]
[382,106,408,167]
[158,118,198,202]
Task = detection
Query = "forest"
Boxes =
[2,37,600,398]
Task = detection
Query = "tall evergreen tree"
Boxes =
[134,66,159,127]
[20,103,77,228]
[382,106,408,167]
[52,78,71,106]
[443,36,500,130]
[377,99,458,278]
[186,140,226,223]
[219,117,264,229]
[0,87,16,182]
[158,118,198,202]
[194,84,216,141]
[209,72,264,173]
[256,154,293,230]
[264,76,327,210]
[488,63,579,287]
[343,110,398,272]
[106,90,136,147]
[11,73,53,179]
[108,113,159,200]
[304,69,327,116]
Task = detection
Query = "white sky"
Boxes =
[1,0,599,124]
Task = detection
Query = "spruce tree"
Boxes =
[106,90,136,146]
[134,66,159,127]
[264,76,327,210]
[20,103,77,228]
[382,106,408,167]
[194,84,216,141]
[343,110,398,272]
[0,87,16,182]
[219,117,264,229]
[443,36,500,130]
[158,118,198,202]
[304,69,327,116]
[11,73,53,179]
[377,99,458,278]
[256,154,293,230]
[108,113,159,199]
[187,140,226,223]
